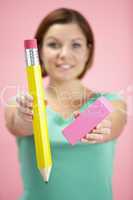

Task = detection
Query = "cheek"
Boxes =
[76,53,88,66]
[75,48,89,63]
[43,49,57,64]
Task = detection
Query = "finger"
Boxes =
[84,133,95,140]
[17,108,33,122]
[16,93,27,108]
[21,114,33,122]
[25,93,34,108]
[25,93,33,102]
[17,92,33,109]
[96,119,112,129]
[80,138,97,144]
[23,114,33,122]
[16,94,21,105]
[92,127,111,134]
[86,133,103,141]
[18,106,33,116]
[44,99,48,106]
[25,95,48,109]
[21,92,33,109]
[73,110,80,118]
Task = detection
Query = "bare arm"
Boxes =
[4,95,33,137]
[106,99,127,140]
[74,99,127,144]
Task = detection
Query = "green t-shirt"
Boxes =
[16,92,123,200]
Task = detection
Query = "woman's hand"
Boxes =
[16,92,48,122]
[73,110,112,144]
[16,92,34,122]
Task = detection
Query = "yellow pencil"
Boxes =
[24,39,52,182]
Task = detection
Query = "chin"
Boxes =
[52,73,71,80]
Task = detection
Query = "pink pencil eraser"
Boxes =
[62,96,114,145]
[24,39,37,49]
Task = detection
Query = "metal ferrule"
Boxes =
[25,48,40,66]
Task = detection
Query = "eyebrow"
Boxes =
[45,36,85,42]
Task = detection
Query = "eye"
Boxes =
[72,43,81,48]
[47,42,60,49]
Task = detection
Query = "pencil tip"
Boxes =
[40,166,52,182]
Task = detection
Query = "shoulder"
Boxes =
[100,91,127,107]
[87,89,127,111]
[91,90,124,101]
[84,87,127,115]
[98,91,127,119]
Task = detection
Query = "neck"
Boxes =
[46,78,84,98]
[45,78,92,106]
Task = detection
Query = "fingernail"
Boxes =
[97,124,101,129]
[89,134,95,138]
[81,138,87,143]
[28,95,33,101]
[86,134,91,139]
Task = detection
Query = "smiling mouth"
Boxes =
[56,64,74,70]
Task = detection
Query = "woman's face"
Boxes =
[41,23,90,81]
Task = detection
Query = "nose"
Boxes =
[57,46,71,59]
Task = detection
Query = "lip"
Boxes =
[56,64,74,70]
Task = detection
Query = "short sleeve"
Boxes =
[101,92,124,101]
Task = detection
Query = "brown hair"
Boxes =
[34,7,95,79]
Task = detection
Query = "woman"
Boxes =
[4,8,127,200]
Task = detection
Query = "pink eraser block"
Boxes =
[62,96,114,145]
[24,39,37,49]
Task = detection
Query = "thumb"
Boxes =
[44,99,48,106]
[73,110,80,118]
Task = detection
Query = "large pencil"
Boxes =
[24,39,52,182]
